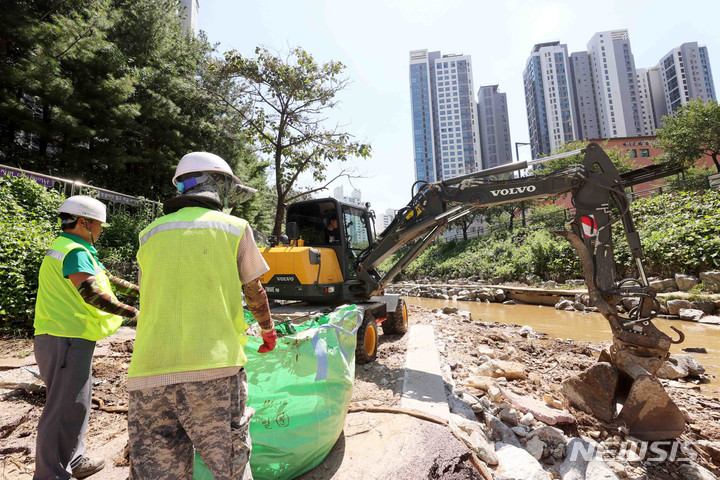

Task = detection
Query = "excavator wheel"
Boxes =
[355,313,378,364]
[382,298,409,335]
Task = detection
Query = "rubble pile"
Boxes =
[423,308,720,480]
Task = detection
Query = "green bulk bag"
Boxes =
[194,305,361,480]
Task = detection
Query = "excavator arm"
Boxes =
[357,142,686,440]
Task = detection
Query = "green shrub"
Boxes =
[0,176,64,333]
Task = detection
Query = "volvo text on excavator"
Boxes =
[258,142,687,441]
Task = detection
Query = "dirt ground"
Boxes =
[1,305,719,479]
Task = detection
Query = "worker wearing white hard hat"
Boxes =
[127,152,273,479]
[33,195,140,479]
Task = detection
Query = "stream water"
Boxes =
[405,297,720,397]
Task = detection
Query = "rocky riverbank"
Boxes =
[387,272,720,325]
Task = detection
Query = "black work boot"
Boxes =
[72,456,106,479]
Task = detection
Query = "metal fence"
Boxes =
[0,164,162,218]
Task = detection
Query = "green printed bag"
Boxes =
[194,305,361,480]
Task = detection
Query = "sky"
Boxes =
[198,0,720,216]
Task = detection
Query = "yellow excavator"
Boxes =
[258,142,687,441]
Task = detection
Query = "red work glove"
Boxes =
[258,328,277,354]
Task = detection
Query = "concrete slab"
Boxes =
[401,324,450,421]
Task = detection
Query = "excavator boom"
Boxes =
[355,142,686,440]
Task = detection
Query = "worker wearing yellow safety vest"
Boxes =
[33,195,140,479]
[127,152,276,479]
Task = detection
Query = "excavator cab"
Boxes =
[259,198,376,303]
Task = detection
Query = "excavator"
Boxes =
[258,142,687,441]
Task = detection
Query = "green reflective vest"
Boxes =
[34,236,122,341]
[128,207,249,378]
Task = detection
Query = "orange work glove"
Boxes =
[258,328,277,353]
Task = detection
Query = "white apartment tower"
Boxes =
[523,42,577,158]
[586,30,642,138]
[409,49,482,182]
[180,0,199,36]
[658,42,716,114]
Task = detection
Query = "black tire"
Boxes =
[355,313,378,364]
[382,298,408,335]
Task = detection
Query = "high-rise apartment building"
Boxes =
[409,49,481,182]
[477,85,512,169]
[658,42,716,114]
[523,42,577,158]
[635,68,657,135]
[644,66,668,130]
[180,0,199,35]
[569,51,599,140]
[586,30,642,138]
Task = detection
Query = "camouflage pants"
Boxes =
[128,368,253,480]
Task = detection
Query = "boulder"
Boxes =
[442,306,458,315]
[692,300,716,314]
[699,271,720,293]
[649,277,677,293]
[566,279,586,288]
[561,363,618,423]
[527,425,568,445]
[476,360,526,380]
[699,315,720,325]
[494,289,507,302]
[679,308,705,322]
[449,417,499,465]
[667,299,693,315]
[656,354,706,379]
[682,347,708,354]
[475,290,495,302]
[485,415,522,448]
[675,462,718,480]
[499,407,519,426]
[476,345,496,358]
[494,443,552,480]
[555,299,573,310]
[525,436,545,460]
[675,274,700,291]
[543,280,558,289]
[501,388,576,425]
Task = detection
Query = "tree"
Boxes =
[448,209,483,241]
[535,139,634,174]
[0,0,264,204]
[213,46,371,236]
[655,99,720,173]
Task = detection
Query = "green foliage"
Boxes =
[0,175,63,332]
[536,140,635,175]
[1,0,261,202]
[216,46,371,236]
[664,166,714,193]
[655,99,720,173]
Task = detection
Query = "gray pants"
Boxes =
[128,369,253,480]
[33,334,96,480]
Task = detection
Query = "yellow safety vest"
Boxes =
[34,236,122,341]
[128,207,249,378]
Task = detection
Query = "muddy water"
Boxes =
[405,297,720,396]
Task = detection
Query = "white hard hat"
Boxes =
[57,195,108,225]
[172,152,242,187]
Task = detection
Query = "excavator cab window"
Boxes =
[286,201,338,246]
[342,206,370,254]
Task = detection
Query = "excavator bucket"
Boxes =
[619,375,686,441]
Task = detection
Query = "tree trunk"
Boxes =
[712,153,720,173]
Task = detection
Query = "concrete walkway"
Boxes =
[400,324,450,421]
